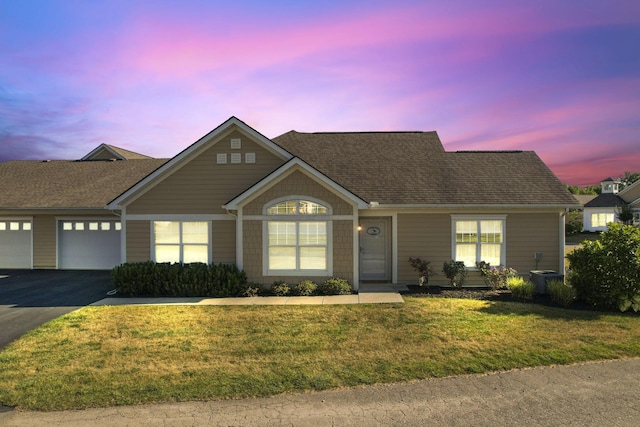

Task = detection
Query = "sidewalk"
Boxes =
[2,358,639,426]
[91,283,406,307]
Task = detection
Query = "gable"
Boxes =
[108,117,292,211]
[242,169,357,216]
[620,180,640,206]
[82,144,153,160]
[124,127,288,215]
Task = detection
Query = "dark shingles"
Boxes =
[273,131,578,206]
[0,159,167,209]
[584,193,623,208]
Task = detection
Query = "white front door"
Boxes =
[359,218,390,281]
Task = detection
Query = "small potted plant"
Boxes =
[408,257,434,286]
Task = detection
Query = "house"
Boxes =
[0,117,579,288]
[582,177,640,232]
[618,179,640,227]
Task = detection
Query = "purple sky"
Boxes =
[1,0,639,186]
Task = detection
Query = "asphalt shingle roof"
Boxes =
[0,159,167,209]
[273,131,578,206]
[584,193,623,208]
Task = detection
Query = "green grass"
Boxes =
[1,298,640,411]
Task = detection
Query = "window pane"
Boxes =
[480,220,502,243]
[0,222,5,231]
[22,222,32,231]
[63,222,73,231]
[269,246,296,270]
[456,221,477,243]
[456,244,476,267]
[155,221,180,244]
[101,222,111,231]
[481,244,501,266]
[299,200,328,215]
[269,222,296,245]
[89,222,99,231]
[115,222,122,231]
[156,245,180,263]
[183,245,208,264]
[10,222,20,231]
[300,247,326,270]
[267,201,297,215]
[75,222,85,231]
[182,222,208,244]
[299,222,327,245]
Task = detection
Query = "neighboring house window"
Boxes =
[265,199,331,274]
[452,216,506,267]
[591,213,614,228]
[153,221,209,264]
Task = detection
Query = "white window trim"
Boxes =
[450,215,507,268]
[151,220,212,264]
[262,197,333,277]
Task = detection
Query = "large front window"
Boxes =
[591,213,614,228]
[266,200,330,274]
[154,221,209,263]
[453,217,505,267]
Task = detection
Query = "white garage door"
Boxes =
[0,219,32,269]
[58,220,121,270]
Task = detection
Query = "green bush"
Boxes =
[317,278,352,295]
[476,261,518,290]
[566,223,640,310]
[242,283,262,297]
[442,260,467,288]
[292,280,318,296]
[111,262,247,297]
[547,279,576,307]
[507,276,535,301]
[270,281,291,296]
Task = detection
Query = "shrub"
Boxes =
[507,276,535,301]
[270,281,291,296]
[547,279,576,307]
[242,283,262,297]
[317,278,352,295]
[111,262,247,297]
[566,223,640,310]
[292,280,317,296]
[476,261,518,290]
[442,260,467,288]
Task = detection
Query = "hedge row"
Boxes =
[111,262,247,297]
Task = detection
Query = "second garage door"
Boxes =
[58,220,121,270]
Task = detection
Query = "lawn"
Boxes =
[1,297,640,411]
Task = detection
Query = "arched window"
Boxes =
[265,199,331,274]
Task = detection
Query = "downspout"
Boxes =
[560,210,567,276]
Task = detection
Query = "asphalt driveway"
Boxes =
[0,270,112,349]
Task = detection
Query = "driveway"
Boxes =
[0,270,112,349]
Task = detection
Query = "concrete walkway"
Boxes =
[91,283,406,307]
[2,358,639,426]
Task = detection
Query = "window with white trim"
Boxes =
[591,213,614,228]
[452,217,505,267]
[266,200,330,274]
[153,221,210,264]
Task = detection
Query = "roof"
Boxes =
[0,159,167,209]
[273,131,578,206]
[82,143,154,160]
[574,194,598,206]
[584,193,623,208]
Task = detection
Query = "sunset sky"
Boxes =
[1,0,638,186]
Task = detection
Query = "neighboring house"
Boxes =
[0,117,579,288]
[618,179,640,227]
[582,178,625,232]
